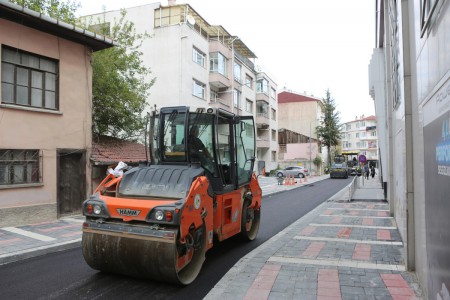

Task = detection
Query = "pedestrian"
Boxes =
[364,165,369,179]
[370,165,376,178]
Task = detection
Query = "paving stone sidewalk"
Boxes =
[205,176,425,300]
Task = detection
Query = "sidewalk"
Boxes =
[205,175,425,300]
[0,175,424,299]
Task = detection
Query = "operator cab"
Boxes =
[150,106,256,193]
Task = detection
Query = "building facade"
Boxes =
[369,1,450,298]
[83,2,279,174]
[277,89,323,174]
[340,115,378,168]
[0,2,114,226]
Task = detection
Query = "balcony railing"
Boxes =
[256,138,270,148]
[209,98,230,109]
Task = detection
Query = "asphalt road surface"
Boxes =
[0,177,352,300]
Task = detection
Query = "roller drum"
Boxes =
[82,221,206,285]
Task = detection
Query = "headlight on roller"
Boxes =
[155,210,164,221]
[82,194,110,218]
[93,205,102,215]
[147,207,179,223]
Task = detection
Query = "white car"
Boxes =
[276,166,309,178]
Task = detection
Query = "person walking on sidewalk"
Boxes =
[364,164,369,179]
[370,165,376,178]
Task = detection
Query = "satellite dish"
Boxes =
[187,15,196,26]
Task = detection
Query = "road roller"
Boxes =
[81,106,262,285]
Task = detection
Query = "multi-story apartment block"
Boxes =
[83,1,278,174]
[340,115,378,167]
[255,69,278,173]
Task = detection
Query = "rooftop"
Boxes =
[278,90,322,104]
[0,0,115,51]
[91,136,148,165]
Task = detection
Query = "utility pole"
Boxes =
[309,121,312,176]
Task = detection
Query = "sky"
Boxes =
[76,0,376,123]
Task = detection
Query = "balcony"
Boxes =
[209,72,231,89]
[209,98,230,110]
[256,138,270,149]
[256,92,269,103]
[256,113,270,129]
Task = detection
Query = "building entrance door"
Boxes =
[57,150,86,216]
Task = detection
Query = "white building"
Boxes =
[82,2,279,174]
[369,1,450,298]
[341,115,378,168]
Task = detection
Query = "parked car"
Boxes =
[330,163,348,179]
[276,166,308,178]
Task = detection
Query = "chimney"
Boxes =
[168,0,176,5]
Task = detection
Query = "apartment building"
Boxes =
[369,1,450,297]
[277,89,323,174]
[340,115,378,167]
[82,1,278,174]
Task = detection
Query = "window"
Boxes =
[356,133,359,138]
[371,131,377,137]
[2,47,58,110]
[271,151,276,161]
[271,129,276,141]
[245,74,253,89]
[233,62,241,83]
[0,149,40,186]
[271,108,276,120]
[192,79,205,99]
[209,52,227,76]
[245,99,253,113]
[210,89,218,102]
[270,87,276,99]
[193,47,206,67]
[256,78,268,94]
[233,89,241,109]
[420,0,441,37]
[346,124,351,130]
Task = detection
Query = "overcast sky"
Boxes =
[76,0,376,123]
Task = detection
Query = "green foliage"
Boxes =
[315,89,342,165]
[11,0,154,141]
[88,11,154,140]
[10,0,80,23]
[313,155,322,167]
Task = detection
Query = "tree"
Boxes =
[315,89,342,166]
[10,1,154,141]
[10,0,80,23]
[88,11,154,140]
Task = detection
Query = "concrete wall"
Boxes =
[372,1,450,297]
[278,101,320,139]
[0,19,93,225]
